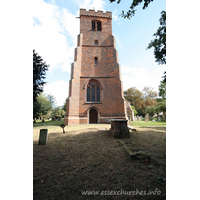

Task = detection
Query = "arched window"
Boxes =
[87,80,101,102]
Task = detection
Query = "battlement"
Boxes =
[80,9,112,19]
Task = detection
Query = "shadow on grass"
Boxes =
[33,127,166,200]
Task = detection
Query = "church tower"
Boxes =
[64,9,127,125]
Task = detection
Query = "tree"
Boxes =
[109,0,154,19]
[158,71,166,99]
[124,87,159,116]
[145,105,156,116]
[33,50,49,102]
[131,105,138,116]
[159,82,166,99]
[62,97,69,112]
[142,87,158,107]
[162,71,166,83]
[124,87,144,114]
[47,94,56,109]
[33,93,52,121]
[109,1,166,65]
[33,100,41,121]
[147,11,166,65]
[146,72,166,120]
[50,106,66,119]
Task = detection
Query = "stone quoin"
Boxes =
[64,9,128,125]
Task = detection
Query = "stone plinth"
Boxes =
[111,119,130,138]
[38,129,48,145]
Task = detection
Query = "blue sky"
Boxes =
[33,0,166,106]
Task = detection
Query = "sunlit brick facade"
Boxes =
[64,9,127,125]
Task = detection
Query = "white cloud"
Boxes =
[79,0,105,11]
[112,9,119,21]
[121,65,166,93]
[33,0,79,74]
[43,80,69,106]
[112,14,118,21]
[33,0,106,74]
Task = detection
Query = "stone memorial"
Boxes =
[38,129,48,145]
[158,115,162,121]
[111,119,130,138]
[145,113,149,122]
[139,116,142,121]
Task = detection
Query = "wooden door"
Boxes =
[89,109,98,123]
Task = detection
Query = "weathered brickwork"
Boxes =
[64,9,127,125]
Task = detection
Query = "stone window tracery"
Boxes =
[87,80,101,102]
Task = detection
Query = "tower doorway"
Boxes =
[89,109,98,123]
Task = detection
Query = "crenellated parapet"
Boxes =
[80,8,112,19]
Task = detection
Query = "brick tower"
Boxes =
[64,9,127,125]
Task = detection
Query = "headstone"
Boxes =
[136,115,139,121]
[145,113,149,122]
[134,116,137,121]
[38,129,48,145]
[111,119,130,138]
[139,117,142,121]
[158,116,162,121]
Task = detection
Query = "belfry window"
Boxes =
[97,22,101,31]
[87,80,101,102]
[92,21,102,31]
[92,22,95,30]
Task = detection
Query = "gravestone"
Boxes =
[139,117,142,121]
[111,119,130,138]
[136,115,139,121]
[145,113,149,122]
[38,129,48,145]
[158,116,162,121]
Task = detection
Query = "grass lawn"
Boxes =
[33,122,166,200]
[130,120,166,127]
[33,119,65,127]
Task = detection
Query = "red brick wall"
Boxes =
[65,9,127,125]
